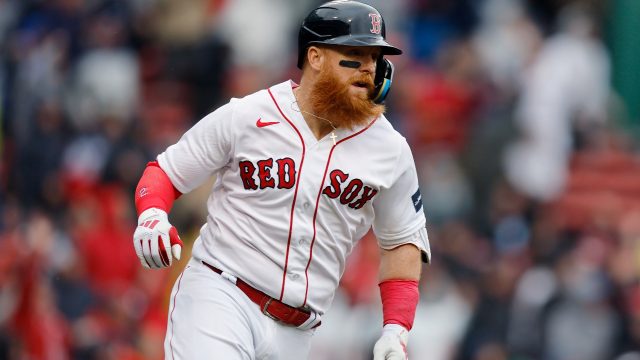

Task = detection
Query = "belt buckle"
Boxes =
[261,298,279,322]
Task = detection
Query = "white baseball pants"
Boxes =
[164,258,316,360]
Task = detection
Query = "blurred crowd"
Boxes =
[1,0,639,359]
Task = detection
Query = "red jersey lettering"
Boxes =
[276,158,296,189]
[349,186,378,209]
[239,160,258,190]
[257,158,276,189]
[340,179,364,205]
[322,169,349,198]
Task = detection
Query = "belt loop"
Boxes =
[297,311,322,330]
[221,271,237,285]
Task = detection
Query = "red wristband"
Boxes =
[379,279,419,331]
[135,161,182,214]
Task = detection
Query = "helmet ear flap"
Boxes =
[372,58,394,104]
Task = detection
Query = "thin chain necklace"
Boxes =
[291,100,338,145]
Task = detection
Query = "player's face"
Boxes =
[326,46,381,99]
[308,45,385,129]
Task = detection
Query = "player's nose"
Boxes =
[359,58,375,74]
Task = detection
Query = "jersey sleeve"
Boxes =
[372,139,431,263]
[157,101,236,194]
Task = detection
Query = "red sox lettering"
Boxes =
[238,159,378,209]
[322,169,378,209]
[239,158,296,190]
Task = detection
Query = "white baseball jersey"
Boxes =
[157,80,430,314]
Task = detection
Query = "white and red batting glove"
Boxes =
[133,208,183,269]
[373,324,409,360]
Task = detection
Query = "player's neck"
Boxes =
[293,86,336,141]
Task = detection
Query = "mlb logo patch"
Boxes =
[411,189,422,212]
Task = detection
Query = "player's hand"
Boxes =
[133,208,183,269]
[373,324,409,360]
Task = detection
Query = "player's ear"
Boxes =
[306,46,324,71]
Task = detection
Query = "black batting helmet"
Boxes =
[297,1,402,69]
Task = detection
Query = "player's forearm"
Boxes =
[377,244,421,333]
[379,243,422,281]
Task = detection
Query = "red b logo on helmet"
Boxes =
[369,13,381,34]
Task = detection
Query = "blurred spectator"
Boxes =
[400,39,483,153]
[9,28,69,147]
[457,254,527,359]
[65,7,139,131]
[13,101,68,209]
[0,0,19,45]
[410,260,473,360]
[507,265,558,358]
[504,3,611,201]
[416,151,474,225]
[215,0,298,76]
[148,0,232,118]
[543,236,619,360]
[472,0,542,97]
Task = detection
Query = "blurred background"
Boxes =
[1,0,640,359]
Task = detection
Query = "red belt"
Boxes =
[202,261,320,328]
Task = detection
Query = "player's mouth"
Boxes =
[351,81,372,94]
[351,80,369,89]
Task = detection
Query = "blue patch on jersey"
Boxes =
[411,189,423,212]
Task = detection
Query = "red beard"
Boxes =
[309,62,385,130]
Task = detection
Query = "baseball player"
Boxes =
[132,1,430,359]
